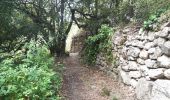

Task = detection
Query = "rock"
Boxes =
[140,65,149,76]
[151,79,170,100]
[113,35,126,46]
[167,34,170,39]
[127,56,135,61]
[126,40,144,48]
[127,47,140,58]
[135,78,153,100]
[148,48,156,54]
[161,22,170,29]
[119,70,131,85]
[157,27,170,38]
[148,32,155,41]
[137,58,145,65]
[148,68,165,79]
[144,42,155,50]
[149,47,163,59]
[128,61,138,71]
[130,79,138,88]
[129,71,141,79]
[157,55,170,68]
[145,59,157,68]
[122,65,129,72]
[139,50,148,59]
[161,41,170,56]
[154,37,166,47]
[164,69,170,79]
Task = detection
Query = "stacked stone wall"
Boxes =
[96,23,170,100]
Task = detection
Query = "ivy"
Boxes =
[82,25,114,66]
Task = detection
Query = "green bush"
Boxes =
[82,25,113,66]
[134,0,170,22]
[0,41,62,100]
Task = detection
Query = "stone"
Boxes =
[139,50,148,59]
[164,69,170,79]
[113,35,126,46]
[135,78,153,100]
[144,42,155,50]
[157,27,170,38]
[145,59,157,68]
[122,65,129,72]
[119,70,131,85]
[139,65,149,76]
[148,48,156,54]
[167,34,170,39]
[154,31,160,38]
[151,79,170,100]
[130,79,138,88]
[137,58,145,65]
[148,68,165,79]
[148,32,155,41]
[126,40,144,48]
[154,37,166,47]
[157,55,170,68]
[128,61,138,71]
[161,41,170,56]
[129,71,141,79]
[149,47,163,59]
[127,56,135,61]
[127,47,140,58]
[161,22,170,29]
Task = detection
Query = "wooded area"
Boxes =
[0,0,170,99]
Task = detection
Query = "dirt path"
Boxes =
[61,53,135,100]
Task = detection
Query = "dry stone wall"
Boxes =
[96,22,170,100]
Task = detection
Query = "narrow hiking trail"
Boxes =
[61,53,136,100]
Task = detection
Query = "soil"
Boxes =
[61,53,136,100]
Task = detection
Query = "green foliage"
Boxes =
[134,0,170,22]
[82,25,113,65]
[0,41,62,100]
[143,7,170,30]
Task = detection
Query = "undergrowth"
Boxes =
[82,25,114,66]
[0,40,63,100]
[143,5,170,31]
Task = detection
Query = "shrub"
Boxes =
[82,25,113,66]
[0,41,62,100]
[134,0,170,22]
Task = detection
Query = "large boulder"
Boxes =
[151,79,170,100]
[157,55,170,68]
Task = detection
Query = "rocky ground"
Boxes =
[61,53,135,100]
